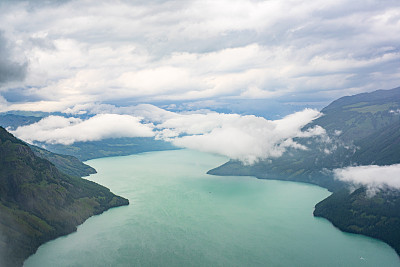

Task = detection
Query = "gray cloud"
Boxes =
[0,31,27,85]
[0,0,399,112]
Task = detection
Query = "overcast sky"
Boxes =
[0,0,399,114]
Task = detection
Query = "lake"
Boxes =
[25,149,400,266]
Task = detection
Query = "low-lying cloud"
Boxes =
[157,108,324,164]
[12,106,325,164]
[334,164,400,195]
[11,114,154,145]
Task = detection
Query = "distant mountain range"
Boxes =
[36,137,176,162]
[0,127,129,266]
[209,86,400,255]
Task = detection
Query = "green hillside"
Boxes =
[309,87,400,143]
[352,121,400,165]
[314,188,400,254]
[0,127,129,266]
[29,145,96,177]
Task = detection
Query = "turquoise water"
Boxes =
[25,149,399,266]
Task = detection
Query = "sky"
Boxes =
[0,0,399,114]
[1,0,400,168]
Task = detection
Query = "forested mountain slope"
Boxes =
[29,145,96,177]
[0,127,128,266]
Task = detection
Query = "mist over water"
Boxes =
[25,150,399,266]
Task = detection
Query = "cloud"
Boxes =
[0,31,27,85]
[11,114,154,145]
[63,103,177,123]
[156,108,324,164]
[334,164,400,195]
[0,0,399,111]
[389,109,400,115]
[11,105,324,164]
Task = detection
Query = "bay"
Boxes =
[25,149,399,266]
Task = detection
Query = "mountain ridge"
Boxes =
[0,127,129,266]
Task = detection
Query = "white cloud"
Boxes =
[389,109,400,115]
[334,130,342,136]
[11,114,154,145]
[157,108,323,164]
[11,105,324,164]
[64,103,177,123]
[0,0,399,111]
[334,164,400,195]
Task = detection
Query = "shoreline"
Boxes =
[207,168,400,258]
[22,200,129,266]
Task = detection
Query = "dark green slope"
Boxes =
[0,127,129,266]
[308,86,400,143]
[209,86,400,255]
[352,121,400,165]
[0,113,96,177]
[29,145,96,177]
[314,188,400,254]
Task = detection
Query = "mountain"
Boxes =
[314,188,400,254]
[210,87,400,185]
[0,113,98,182]
[29,145,96,177]
[36,137,177,161]
[350,120,400,165]
[208,86,400,255]
[0,127,129,266]
[0,114,42,130]
[308,86,400,143]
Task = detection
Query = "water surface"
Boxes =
[25,150,399,266]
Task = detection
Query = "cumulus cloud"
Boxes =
[11,114,154,145]
[334,164,400,195]
[11,105,324,164]
[0,0,399,111]
[64,103,177,123]
[157,108,323,164]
